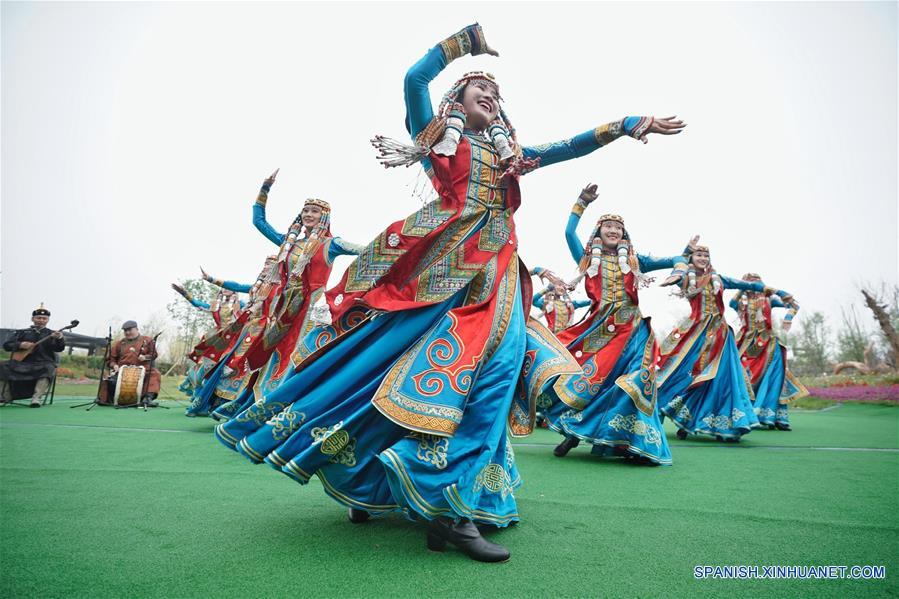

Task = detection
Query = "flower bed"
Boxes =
[806,385,899,403]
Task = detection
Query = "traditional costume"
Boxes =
[731,274,807,430]
[174,286,247,417]
[530,267,590,334]
[188,256,279,419]
[657,249,787,441]
[0,305,65,407]
[98,321,161,405]
[215,23,666,561]
[543,208,685,465]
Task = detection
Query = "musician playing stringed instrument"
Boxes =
[0,304,68,407]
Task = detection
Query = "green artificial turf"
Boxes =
[1,400,896,598]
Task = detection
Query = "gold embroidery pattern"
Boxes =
[594,120,624,145]
[268,410,306,441]
[563,408,584,423]
[666,396,693,423]
[755,407,776,419]
[700,408,746,431]
[607,413,662,448]
[235,401,287,425]
[413,433,449,470]
[311,422,358,467]
[473,463,513,500]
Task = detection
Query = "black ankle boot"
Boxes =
[676,429,688,440]
[347,508,370,524]
[426,518,510,563]
[553,436,580,457]
[775,423,792,431]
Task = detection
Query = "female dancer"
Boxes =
[731,273,807,430]
[171,282,245,416]
[188,256,278,419]
[657,247,788,441]
[530,268,591,334]
[544,184,688,465]
[215,24,684,562]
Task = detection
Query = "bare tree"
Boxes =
[861,285,899,370]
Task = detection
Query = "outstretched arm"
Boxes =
[252,170,285,246]
[200,268,253,293]
[522,116,685,170]
[771,295,799,330]
[721,275,789,299]
[328,237,366,264]
[637,254,687,274]
[573,298,592,309]
[172,283,211,311]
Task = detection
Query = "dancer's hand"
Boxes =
[648,116,686,136]
[659,275,681,287]
[579,183,599,205]
[687,235,700,251]
[632,116,686,144]
[264,168,279,186]
[171,283,188,298]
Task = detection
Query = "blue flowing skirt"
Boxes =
[544,319,672,465]
[184,354,232,418]
[752,344,790,427]
[658,325,759,439]
[214,284,528,527]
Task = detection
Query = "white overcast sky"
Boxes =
[2,1,897,343]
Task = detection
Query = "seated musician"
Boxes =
[103,320,162,406]
[0,304,65,408]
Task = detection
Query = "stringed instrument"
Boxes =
[10,320,79,361]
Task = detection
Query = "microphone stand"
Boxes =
[71,327,113,410]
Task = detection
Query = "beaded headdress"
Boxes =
[372,71,522,169]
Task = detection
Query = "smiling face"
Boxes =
[301,204,323,229]
[598,221,625,250]
[691,250,711,270]
[460,80,500,132]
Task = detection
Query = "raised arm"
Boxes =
[533,289,547,310]
[565,184,599,264]
[253,171,285,246]
[405,24,492,138]
[729,291,744,312]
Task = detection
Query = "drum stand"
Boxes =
[71,328,113,411]
[115,394,170,412]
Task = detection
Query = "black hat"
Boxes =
[122,320,138,330]
[32,303,50,317]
